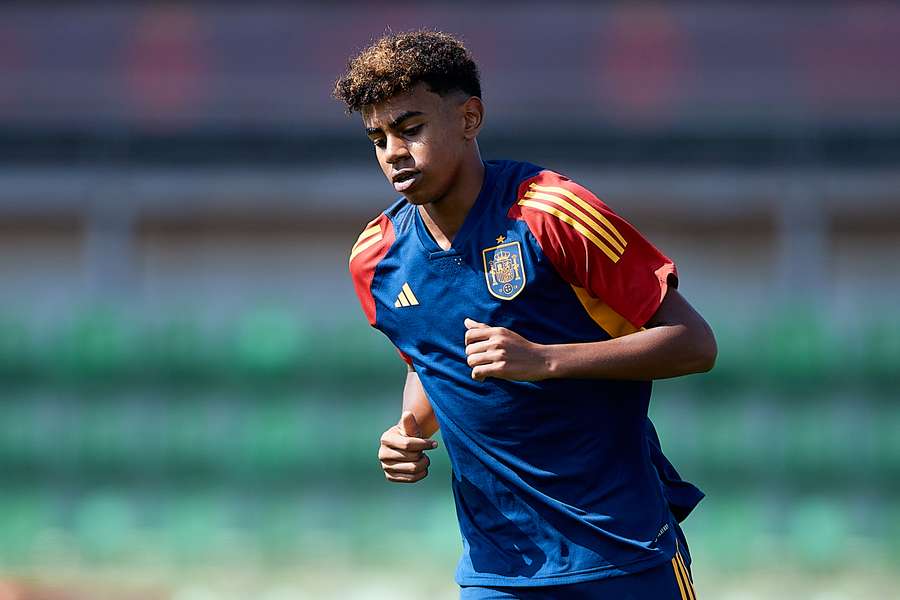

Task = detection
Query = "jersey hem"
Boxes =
[455,547,675,588]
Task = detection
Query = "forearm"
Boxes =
[402,369,440,437]
[464,288,717,383]
[543,322,717,381]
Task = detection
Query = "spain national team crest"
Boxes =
[482,240,526,300]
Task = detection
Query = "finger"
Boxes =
[382,425,439,449]
[464,317,489,329]
[465,339,496,356]
[398,411,420,437]
[383,434,438,452]
[381,455,430,475]
[378,445,425,462]
[466,351,495,368]
[471,363,504,381]
[385,470,428,483]
[464,326,496,345]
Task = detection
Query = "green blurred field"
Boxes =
[0,310,898,599]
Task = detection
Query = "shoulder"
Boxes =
[486,159,545,203]
[512,168,608,213]
[348,213,390,275]
[508,168,628,263]
[488,158,544,179]
[347,199,415,326]
[348,198,414,274]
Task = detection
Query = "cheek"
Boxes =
[411,136,444,168]
[376,151,391,173]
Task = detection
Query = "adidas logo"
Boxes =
[394,283,419,307]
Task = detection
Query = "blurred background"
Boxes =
[1,2,899,598]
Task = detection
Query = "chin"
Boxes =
[398,185,431,205]
[403,193,430,205]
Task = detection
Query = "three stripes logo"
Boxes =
[394,282,419,308]
[349,223,383,264]
[518,182,627,263]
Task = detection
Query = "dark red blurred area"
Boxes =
[1,3,899,131]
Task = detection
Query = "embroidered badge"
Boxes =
[482,240,526,300]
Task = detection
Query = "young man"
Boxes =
[335,30,716,599]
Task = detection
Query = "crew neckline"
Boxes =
[414,160,498,258]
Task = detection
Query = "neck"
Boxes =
[418,147,485,249]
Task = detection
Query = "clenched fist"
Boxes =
[464,318,553,381]
[378,411,438,483]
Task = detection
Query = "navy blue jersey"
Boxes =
[349,159,703,586]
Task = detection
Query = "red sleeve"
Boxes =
[347,213,412,367]
[348,213,393,326]
[510,170,676,330]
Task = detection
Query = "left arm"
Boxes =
[464,287,717,382]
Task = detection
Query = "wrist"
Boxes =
[538,343,566,379]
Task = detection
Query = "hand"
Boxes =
[378,411,438,483]
[464,318,553,382]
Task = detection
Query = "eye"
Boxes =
[372,138,386,149]
[404,124,423,137]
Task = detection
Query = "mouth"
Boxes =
[391,169,421,193]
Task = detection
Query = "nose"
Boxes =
[384,134,410,165]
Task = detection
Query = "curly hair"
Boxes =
[333,29,481,114]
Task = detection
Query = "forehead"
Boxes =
[361,83,446,128]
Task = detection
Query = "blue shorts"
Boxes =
[460,537,696,600]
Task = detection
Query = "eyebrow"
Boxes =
[365,111,425,135]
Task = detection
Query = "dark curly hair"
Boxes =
[333,29,481,114]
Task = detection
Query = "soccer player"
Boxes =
[335,30,716,599]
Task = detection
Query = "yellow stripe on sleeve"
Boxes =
[353,225,382,248]
[529,183,627,247]
[571,286,640,337]
[349,233,383,263]
[523,190,625,254]
[676,552,696,600]
[517,199,620,263]
[672,557,689,600]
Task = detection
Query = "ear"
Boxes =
[461,96,485,140]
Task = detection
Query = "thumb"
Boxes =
[398,411,421,437]
[464,317,488,329]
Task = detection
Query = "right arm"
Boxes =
[347,216,439,483]
[378,365,440,483]
[402,365,439,438]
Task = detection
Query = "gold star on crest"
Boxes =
[496,235,506,243]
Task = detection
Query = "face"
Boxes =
[362,82,473,205]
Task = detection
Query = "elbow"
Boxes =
[691,325,718,373]
[674,320,717,375]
